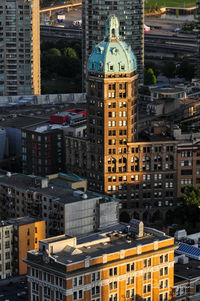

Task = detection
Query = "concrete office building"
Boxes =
[0,0,40,96]
[0,173,119,237]
[25,220,177,301]
[82,0,144,86]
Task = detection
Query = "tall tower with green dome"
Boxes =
[87,15,138,193]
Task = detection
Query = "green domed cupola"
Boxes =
[88,15,137,74]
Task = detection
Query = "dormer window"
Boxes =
[99,61,103,71]
[112,47,118,55]
[110,65,113,71]
[98,46,104,54]
[121,64,125,70]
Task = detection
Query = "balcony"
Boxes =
[25,199,33,204]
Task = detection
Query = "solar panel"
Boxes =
[176,242,200,260]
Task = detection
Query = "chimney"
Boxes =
[129,219,144,238]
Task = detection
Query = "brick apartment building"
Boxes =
[177,139,200,197]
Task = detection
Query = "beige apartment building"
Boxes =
[25,220,177,301]
[0,217,45,279]
[0,0,40,96]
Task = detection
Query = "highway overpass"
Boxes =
[40,0,81,16]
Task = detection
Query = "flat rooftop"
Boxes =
[25,122,63,133]
[174,259,200,282]
[0,173,104,204]
[0,216,43,227]
[0,116,49,129]
[37,224,173,265]
[151,87,185,94]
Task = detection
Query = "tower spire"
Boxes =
[105,15,120,41]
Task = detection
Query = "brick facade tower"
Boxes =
[66,16,177,223]
[86,15,138,193]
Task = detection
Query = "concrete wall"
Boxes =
[0,93,86,106]
[5,127,22,156]
[64,198,98,236]
[99,201,119,228]
[18,220,46,275]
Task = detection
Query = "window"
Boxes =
[143,272,151,280]
[5,262,10,270]
[32,283,39,291]
[73,291,77,300]
[144,258,151,267]
[159,292,168,301]
[109,281,118,290]
[143,298,151,301]
[47,273,51,282]
[109,267,117,276]
[5,231,10,238]
[92,286,100,295]
[92,272,100,282]
[109,293,117,301]
[73,276,82,287]
[73,289,83,300]
[160,267,168,276]
[126,289,134,298]
[127,262,134,272]
[44,287,50,296]
[79,290,82,299]
[143,284,151,293]
[181,151,192,158]
[159,279,168,289]
[5,252,10,260]
[126,276,134,285]
[56,291,63,300]
[5,241,10,249]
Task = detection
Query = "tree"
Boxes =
[48,48,61,56]
[144,68,157,85]
[63,47,78,59]
[162,61,176,79]
[183,185,200,206]
[145,61,160,77]
[177,59,195,81]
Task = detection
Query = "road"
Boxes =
[0,276,28,301]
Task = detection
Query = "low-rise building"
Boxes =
[177,139,200,197]
[25,220,177,301]
[171,229,200,300]
[21,110,87,176]
[0,217,45,279]
[0,173,119,237]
